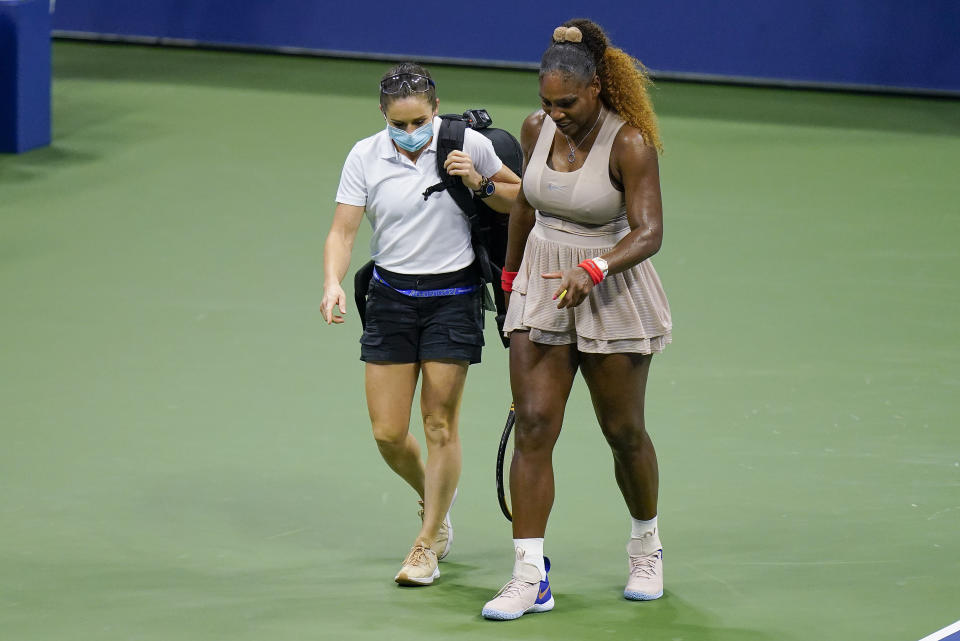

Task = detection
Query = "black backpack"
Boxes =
[355,109,522,348]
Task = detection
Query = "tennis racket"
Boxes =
[496,403,515,521]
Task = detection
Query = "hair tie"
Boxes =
[552,26,583,44]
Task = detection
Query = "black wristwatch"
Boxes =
[474,176,495,198]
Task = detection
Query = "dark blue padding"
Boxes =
[0,0,51,153]
[51,1,960,93]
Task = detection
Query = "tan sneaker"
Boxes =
[418,488,456,560]
[624,529,663,600]
[481,553,554,620]
[395,543,439,586]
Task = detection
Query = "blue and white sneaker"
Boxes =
[624,529,663,600]
[481,553,554,620]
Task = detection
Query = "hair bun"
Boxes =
[552,26,583,44]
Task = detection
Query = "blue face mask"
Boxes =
[386,119,434,152]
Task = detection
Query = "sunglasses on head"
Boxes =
[380,73,436,94]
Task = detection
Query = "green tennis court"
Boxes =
[1,42,958,641]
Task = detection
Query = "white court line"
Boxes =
[918,620,960,641]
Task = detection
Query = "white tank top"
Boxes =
[523,110,627,225]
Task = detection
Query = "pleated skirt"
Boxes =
[503,213,672,354]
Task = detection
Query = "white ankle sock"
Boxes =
[631,515,658,539]
[513,538,546,580]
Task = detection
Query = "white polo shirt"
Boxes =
[336,116,503,275]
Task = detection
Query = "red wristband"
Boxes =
[578,259,604,285]
[501,270,519,293]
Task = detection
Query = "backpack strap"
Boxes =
[422,117,476,219]
[422,117,500,321]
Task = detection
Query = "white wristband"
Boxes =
[593,257,609,278]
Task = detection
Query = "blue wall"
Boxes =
[52,0,960,93]
[1,0,52,153]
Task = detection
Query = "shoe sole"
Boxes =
[624,589,663,600]
[438,515,453,561]
[395,567,440,586]
[482,597,555,621]
[437,488,457,561]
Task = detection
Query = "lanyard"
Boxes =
[373,267,479,298]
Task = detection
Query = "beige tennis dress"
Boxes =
[503,110,672,354]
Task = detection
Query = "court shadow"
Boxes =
[544,589,786,641]
[2,555,786,641]
[404,561,499,610]
[636,590,786,641]
[0,144,100,187]
[423,576,789,640]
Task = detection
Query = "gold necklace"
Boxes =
[563,108,604,164]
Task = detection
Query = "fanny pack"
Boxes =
[372,267,480,298]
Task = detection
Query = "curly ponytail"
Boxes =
[599,47,662,152]
[542,19,662,152]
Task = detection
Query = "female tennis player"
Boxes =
[321,63,520,586]
[482,20,671,619]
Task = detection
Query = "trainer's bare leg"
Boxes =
[366,362,425,498]
[415,358,469,547]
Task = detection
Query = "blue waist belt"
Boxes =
[373,267,480,298]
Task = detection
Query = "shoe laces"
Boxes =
[404,544,431,567]
[496,577,533,599]
[629,552,659,579]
